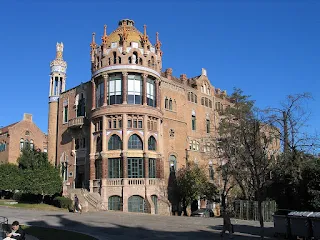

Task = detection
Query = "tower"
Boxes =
[48,42,67,165]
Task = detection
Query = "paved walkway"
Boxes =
[1,206,275,239]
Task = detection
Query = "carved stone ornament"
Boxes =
[169,129,175,138]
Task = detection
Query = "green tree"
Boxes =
[17,146,62,201]
[0,163,21,192]
[176,162,218,215]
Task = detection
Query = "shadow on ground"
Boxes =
[24,213,276,240]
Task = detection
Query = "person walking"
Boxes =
[74,194,82,214]
[220,208,234,239]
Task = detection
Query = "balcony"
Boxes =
[68,116,85,128]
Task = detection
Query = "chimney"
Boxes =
[165,68,172,80]
[201,68,207,76]
[23,113,33,122]
[180,74,187,82]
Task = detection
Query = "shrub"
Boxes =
[53,196,72,209]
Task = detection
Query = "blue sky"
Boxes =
[0,1,319,138]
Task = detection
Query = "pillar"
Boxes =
[102,115,108,178]
[156,79,160,109]
[122,152,128,178]
[91,79,96,110]
[103,74,108,106]
[144,153,149,178]
[122,114,128,178]
[142,74,147,105]
[122,72,128,104]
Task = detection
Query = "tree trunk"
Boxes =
[283,111,289,155]
[258,198,264,239]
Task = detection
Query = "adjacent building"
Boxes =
[0,113,48,164]
[48,19,233,215]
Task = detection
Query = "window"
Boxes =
[147,78,156,107]
[24,139,29,149]
[209,166,214,180]
[109,74,122,105]
[148,136,157,151]
[96,82,104,108]
[128,134,143,150]
[128,158,144,178]
[62,162,68,181]
[63,105,68,123]
[206,119,210,133]
[108,158,122,178]
[127,74,142,104]
[128,195,145,213]
[107,116,122,129]
[192,115,196,131]
[127,116,143,129]
[169,99,172,110]
[95,159,102,179]
[108,196,122,211]
[149,158,156,178]
[165,98,168,109]
[30,140,34,150]
[108,135,122,150]
[0,142,6,152]
[147,117,157,131]
[169,155,177,172]
[20,139,24,150]
[77,93,86,117]
[96,136,102,152]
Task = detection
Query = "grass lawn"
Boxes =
[0,200,66,211]
[22,226,97,240]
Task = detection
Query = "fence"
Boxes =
[233,200,277,222]
[0,216,8,239]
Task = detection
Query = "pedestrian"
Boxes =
[4,220,26,240]
[74,194,82,214]
[220,208,234,239]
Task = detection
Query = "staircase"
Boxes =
[67,188,103,212]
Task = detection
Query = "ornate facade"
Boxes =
[48,19,232,215]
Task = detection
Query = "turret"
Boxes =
[48,42,67,165]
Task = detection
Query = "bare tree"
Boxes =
[217,88,277,239]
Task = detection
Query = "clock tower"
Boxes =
[48,42,67,165]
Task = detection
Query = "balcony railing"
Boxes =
[68,116,85,128]
[99,178,162,187]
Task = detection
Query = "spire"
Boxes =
[90,32,97,50]
[101,24,108,45]
[155,32,162,50]
[141,24,148,42]
[56,42,64,60]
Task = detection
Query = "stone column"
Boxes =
[122,152,128,178]
[102,115,108,179]
[142,74,148,106]
[156,79,160,109]
[91,79,96,110]
[89,154,95,181]
[103,74,108,106]
[122,72,128,104]
[156,157,164,179]
[144,153,149,178]
[101,153,108,179]
[122,114,128,178]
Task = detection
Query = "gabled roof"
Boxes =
[0,122,18,134]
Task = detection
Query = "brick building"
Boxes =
[48,19,234,215]
[0,113,48,164]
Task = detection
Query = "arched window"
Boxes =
[128,134,143,150]
[127,74,142,105]
[195,94,197,103]
[108,196,122,211]
[151,56,155,66]
[139,58,143,65]
[148,60,151,67]
[118,56,122,64]
[24,139,30,149]
[169,99,173,110]
[169,155,177,172]
[20,139,24,150]
[165,98,168,109]
[148,136,156,151]
[30,140,34,150]
[113,52,117,64]
[96,136,102,152]
[108,135,122,150]
[133,52,138,64]
[128,195,145,213]
[77,93,86,117]
[188,92,191,101]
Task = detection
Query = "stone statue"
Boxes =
[56,42,64,52]
[131,54,137,64]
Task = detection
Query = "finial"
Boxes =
[90,32,97,50]
[56,42,64,59]
[102,25,108,45]
[155,32,162,50]
[144,24,147,37]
